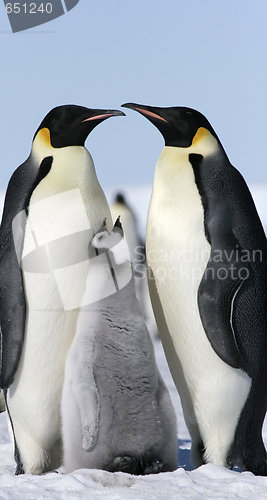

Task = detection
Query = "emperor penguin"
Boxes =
[0,104,125,474]
[61,218,177,474]
[110,193,157,338]
[121,103,267,475]
[110,192,144,272]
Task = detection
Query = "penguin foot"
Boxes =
[227,446,267,476]
[143,459,164,474]
[107,455,164,475]
[107,455,140,474]
[190,440,206,468]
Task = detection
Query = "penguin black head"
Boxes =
[121,103,221,149]
[35,105,125,148]
[114,193,126,205]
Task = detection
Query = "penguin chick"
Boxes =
[61,218,177,474]
[110,192,158,338]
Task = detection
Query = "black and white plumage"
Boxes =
[0,105,124,474]
[122,103,267,475]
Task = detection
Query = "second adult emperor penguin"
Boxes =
[122,103,267,475]
[0,104,124,474]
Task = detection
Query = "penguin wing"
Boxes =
[72,379,100,452]
[197,238,247,369]
[0,156,53,388]
[0,206,27,388]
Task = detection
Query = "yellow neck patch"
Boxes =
[191,127,210,145]
[191,127,218,156]
[37,127,51,147]
[31,127,53,164]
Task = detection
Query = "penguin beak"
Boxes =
[114,215,122,230]
[82,109,125,123]
[113,216,124,237]
[121,103,168,124]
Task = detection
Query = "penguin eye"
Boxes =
[96,234,106,244]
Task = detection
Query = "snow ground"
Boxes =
[0,183,266,499]
[0,338,267,499]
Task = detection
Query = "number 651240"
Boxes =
[5,3,53,14]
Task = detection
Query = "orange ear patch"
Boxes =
[192,127,211,145]
[38,127,51,146]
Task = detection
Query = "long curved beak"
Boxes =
[83,109,125,122]
[121,103,168,123]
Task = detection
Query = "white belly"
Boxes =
[146,146,251,465]
[8,195,96,444]
[7,147,112,472]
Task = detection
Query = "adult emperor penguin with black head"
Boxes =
[122,103,267,475]
[0,104,125,474]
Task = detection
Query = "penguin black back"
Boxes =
[0,105,125,389]
[0,104,125,475]
[122,102,267,475]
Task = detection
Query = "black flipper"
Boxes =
[198,234,248,368]
[4,390,24,474]
[0,232,26,388]
[190,151,267,372]
[0,156,53,388]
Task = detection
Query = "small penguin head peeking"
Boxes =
[91,217,131,266]
[121,103,222,151]
[34,105,125,148]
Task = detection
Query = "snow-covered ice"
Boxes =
[1,337,267,499]
[0,183,266,499]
